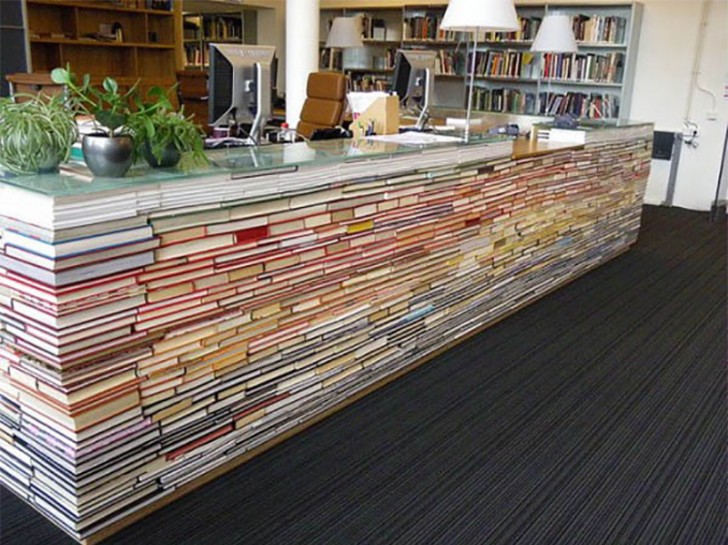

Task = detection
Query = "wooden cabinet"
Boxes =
[24,0,181,90]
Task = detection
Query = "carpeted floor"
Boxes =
[2,205,726,545]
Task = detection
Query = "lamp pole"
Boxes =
[465,28,479,143]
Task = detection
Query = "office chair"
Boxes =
[6,73,64,102]
[296,71,346,140]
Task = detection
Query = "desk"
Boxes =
[0,123,652,543]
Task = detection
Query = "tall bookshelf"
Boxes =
[472,3,643,119]
[183,10,257,69]
[319,5,466,106]
[319,2,642,119]
[23,0,180,91]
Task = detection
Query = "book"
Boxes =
[12,294,145,330]
[0,214,148,244]
[4,239,160,271]
[0,252,154,287]
[3,226,153,259]
[19,389,141,433]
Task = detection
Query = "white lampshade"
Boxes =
[531,14,578,52]
[325,16,363,48]
[440,0,520,32]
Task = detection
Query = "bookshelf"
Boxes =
[471,3,643,119]
[183,10,257,69]
[320,2,642,119]
[319,5,466,105]
[24,0,181,91]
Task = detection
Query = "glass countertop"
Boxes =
[0,133,507,198]
[0,118,651,199]
[532,119,653,130]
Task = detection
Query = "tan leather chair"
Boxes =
[297,72,346,139]
[6,73,64,102]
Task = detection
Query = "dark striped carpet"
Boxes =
[2,205,726,545]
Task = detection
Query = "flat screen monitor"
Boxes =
[208,44,276,145]
[391,49,436,131]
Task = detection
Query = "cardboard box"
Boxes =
[351,95,399,139]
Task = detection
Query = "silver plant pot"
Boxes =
[143,141,181,168]
[82,134,134,178]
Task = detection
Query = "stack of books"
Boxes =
[0,130,654,542]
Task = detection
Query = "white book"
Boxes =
[3,225,153,259]
[549,128,587,143]
[4,238,160,271]
[0,251,154,287]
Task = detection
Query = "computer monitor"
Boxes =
[208,44,276,146]
[391,49,436,131]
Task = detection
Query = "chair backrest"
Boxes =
[6,73,64,102]
[297,71,346,139]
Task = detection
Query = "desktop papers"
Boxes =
[365,132,463,146]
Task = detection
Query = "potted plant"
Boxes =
[127,87,208,169]
[0,93,77,175]
[51,66,143,178]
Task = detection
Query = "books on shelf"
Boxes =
[538,91,620,119]
[320,48,342,71]
[183,21,200,41]
[471,50,538,80]
[371,19,387,41]
[484,16,542,42]
[349,73,391,92]
[473,87,537,115]
[184,43,207,67]
[204,16,243,41]
[473,87,620,119]
[403,12,463,41]
[434,49,462,76]
[373,48,397,70]
[572,14,627,44]
[541,52,624,84]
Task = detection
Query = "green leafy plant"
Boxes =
[0,93,77,175]
[127,87,208,168]
[51,66,207,169]
[50,65,143,136]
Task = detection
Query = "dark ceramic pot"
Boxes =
[143,142,181,168]
[82,134,134,178]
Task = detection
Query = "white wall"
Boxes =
[631,0,728,210]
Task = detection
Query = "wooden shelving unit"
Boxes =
[24,0,181,91]
[182,10,257,69]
